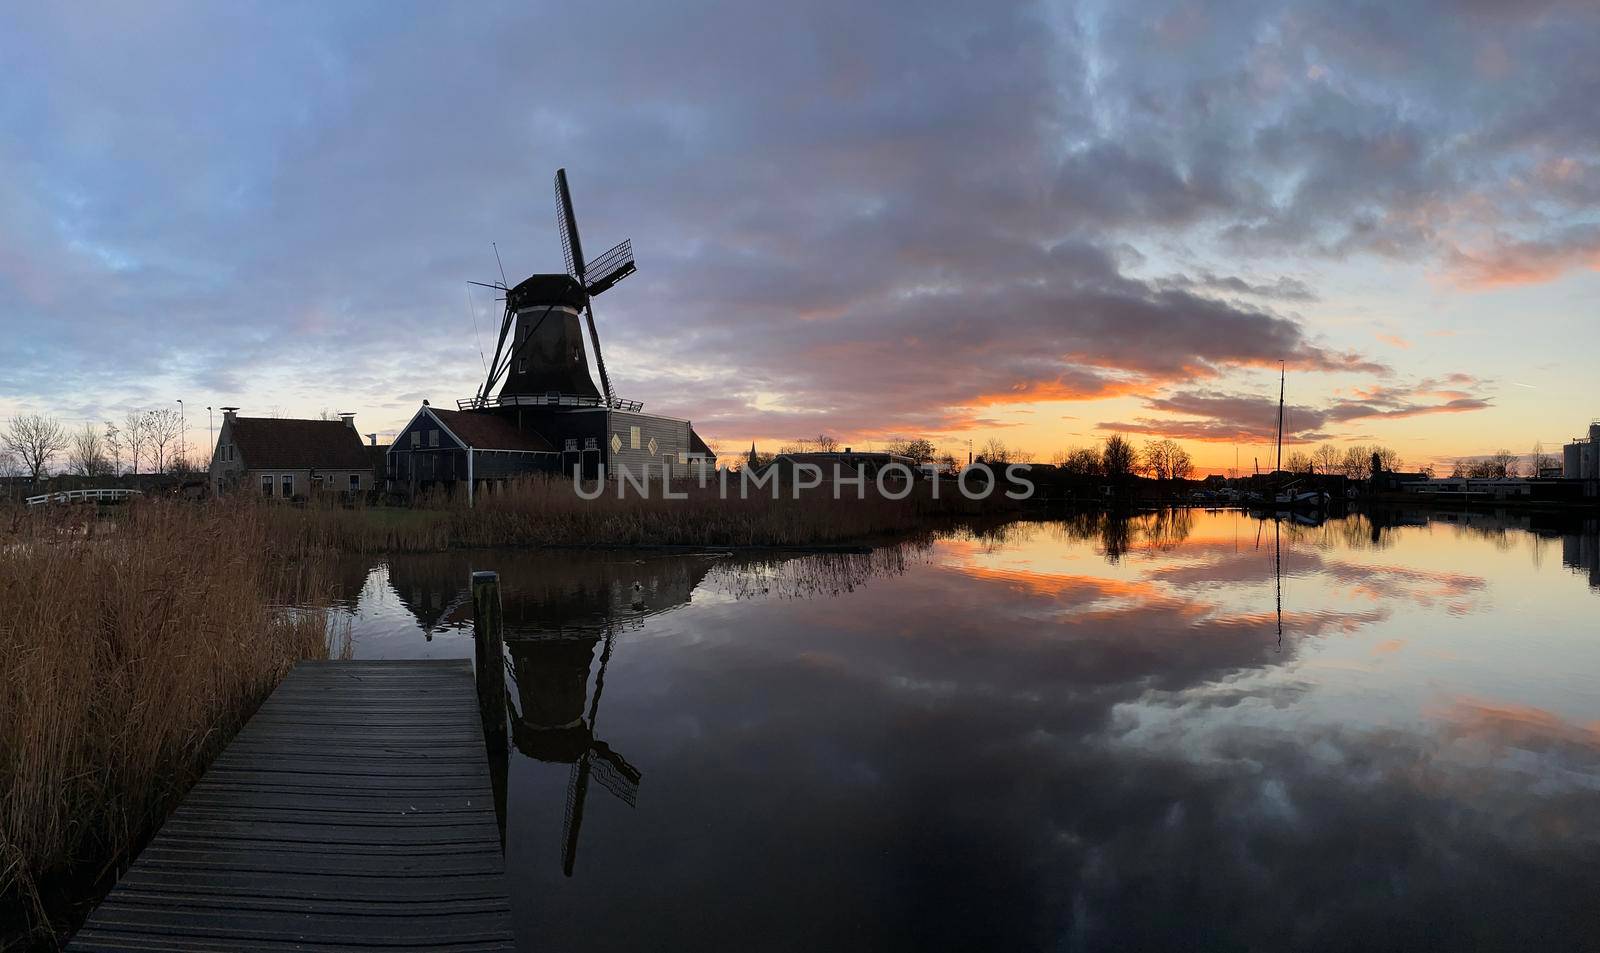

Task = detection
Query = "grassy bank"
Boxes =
[0,502,345,949]
[261,475,1018,554]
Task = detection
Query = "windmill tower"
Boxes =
[471,169,638,409]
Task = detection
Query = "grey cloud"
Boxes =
[1,0,1594,442]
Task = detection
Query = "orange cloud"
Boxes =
[969,376,1146,407]
[1444,230,1600,289]
[1375,332,1411,349]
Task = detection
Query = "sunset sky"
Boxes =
[2,1,1597,474]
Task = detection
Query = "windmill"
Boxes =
[507,627,641,878]
[470,168,637,409]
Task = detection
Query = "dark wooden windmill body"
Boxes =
[471,169,637,410]
[386,168,716,499]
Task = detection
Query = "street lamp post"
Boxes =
[207,406,214,470]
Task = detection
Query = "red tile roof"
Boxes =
[230,418,374,470]
[429,409,556,453]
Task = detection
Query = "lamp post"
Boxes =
[207,406,214,470]
[176,399,185,470]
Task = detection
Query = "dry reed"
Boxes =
[0,501,345,949]
[260,475,1019,554]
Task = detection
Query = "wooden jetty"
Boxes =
[69,659,514,952]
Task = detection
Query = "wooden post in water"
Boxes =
[472,570,509,849]
[471,571,507,740]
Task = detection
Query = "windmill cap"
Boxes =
[507,273,586,312]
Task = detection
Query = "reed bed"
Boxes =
[0,502,346,949]
[261,475,1018,554]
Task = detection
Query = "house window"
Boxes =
[280,474,294,498]
[411,432,421,448]
[564,439,578,452]
[261,474,273,498]
[630,426,641,450]
[350,474,361,491]
[517,358,527,374]
[429,429,439,447]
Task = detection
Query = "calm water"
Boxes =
[324,509,1600,952]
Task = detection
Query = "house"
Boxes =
[388,404,562,501]
[209,409,377,499]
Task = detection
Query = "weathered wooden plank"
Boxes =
[98,890,510,918]
[68,659,513,952]
[117,868,512,903]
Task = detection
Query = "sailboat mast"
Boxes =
[1275,362,1285,474]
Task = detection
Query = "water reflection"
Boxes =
[319,510,1600,952]
[1562,518,1600,588]
[508,631,639,877]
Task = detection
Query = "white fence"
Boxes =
[24,488,144,507]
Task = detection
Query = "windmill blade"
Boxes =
[562,757,592,878]
[583,302,616,408]
[584,238,636,296]
[555,168,587,281]
[587,740,640,807]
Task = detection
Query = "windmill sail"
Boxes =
[555,168,616,407]
[587,741,641,806]
[584,239,636,296]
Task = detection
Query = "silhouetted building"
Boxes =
[388,170,714,501]
[209,408,375,499]
[1564,422,1599,479]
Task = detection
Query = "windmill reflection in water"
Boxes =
[494,554,716,877]
[507,623,640,878]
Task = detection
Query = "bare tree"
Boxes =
[1339,445,1373,479]
[1312,443,1340,475]
[1060,447,1101,478]
[69,424,111,476]
[1101,434,1137,480]
[144,408,183,474]
[813,434,840,453]
[0,450,22,501]
[1285,450,1313,473]
[1451,458,1468,478]
[2,415,70,483]
[1141,439,1190,480]
[979,438,1011,464]
[884,437,936,464]
[1489,448,1518,479]
[1531,442,1556,477]
[103,420,124,475]
[122,411,150,475]
[1170,445,1194,480]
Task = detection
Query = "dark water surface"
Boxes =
[324,509,1600,952]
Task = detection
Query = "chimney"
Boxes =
[368,433,378,447]
[221,406,239,424]
[844,447,852,454]
[339,412,356,429]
